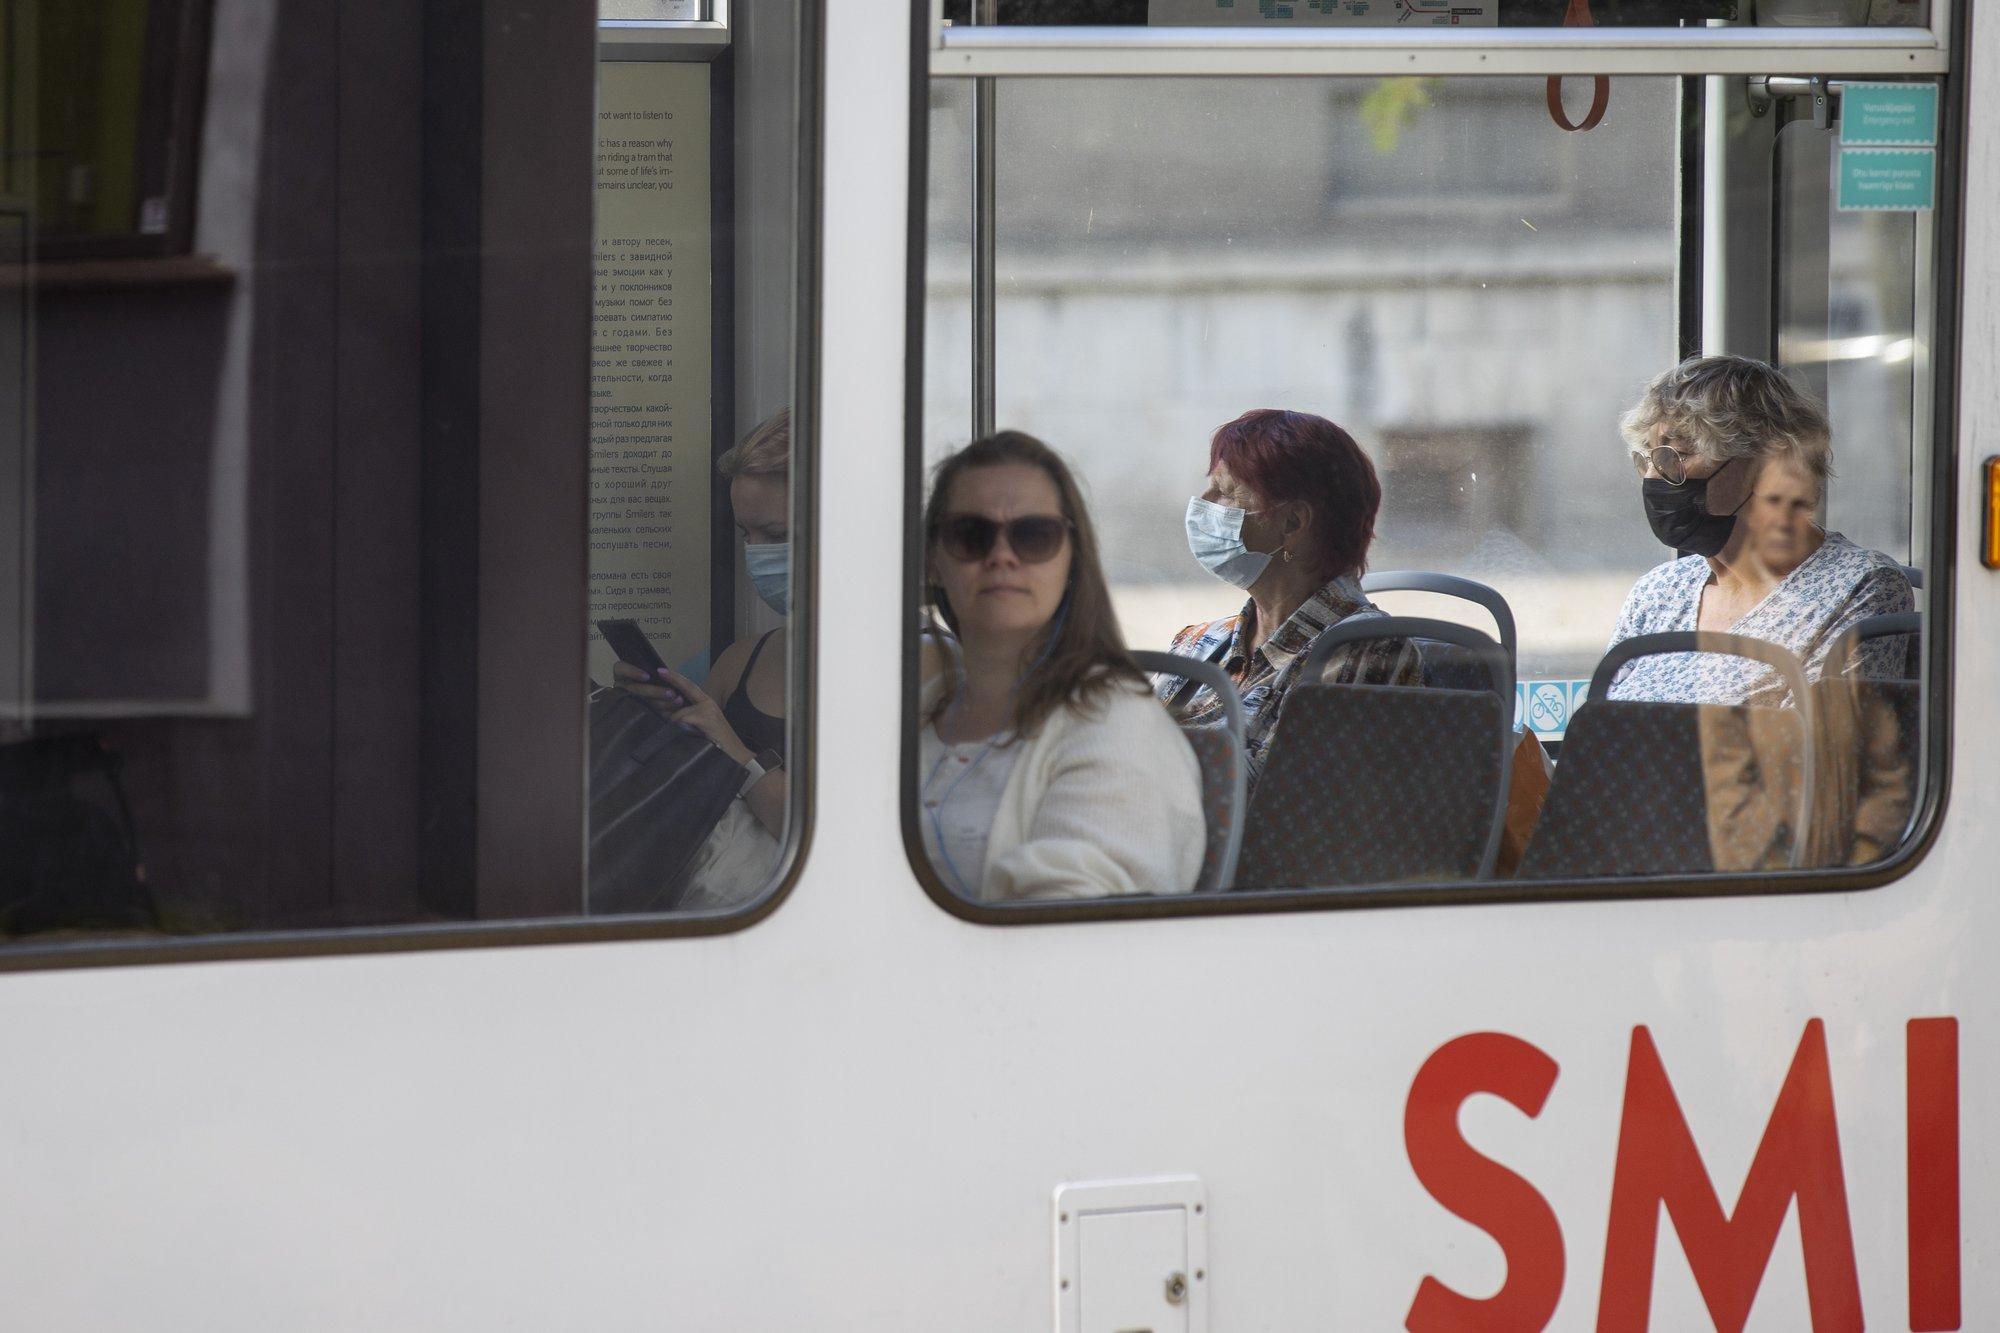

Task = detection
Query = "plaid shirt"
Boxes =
[1153,575,1422,797]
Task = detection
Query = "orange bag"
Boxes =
[1495,727,1554,878]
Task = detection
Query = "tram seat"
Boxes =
[1234,617,1513,889]
[1517,633,1816,879]
[1361,571,1517,694]
[1808,614,1923,867]
[1133,650,1247,892]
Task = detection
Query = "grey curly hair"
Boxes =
[1619,355,1833,488]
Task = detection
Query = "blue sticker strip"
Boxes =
[1514,679,1590,739]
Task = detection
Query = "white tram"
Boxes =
[0,0,1990,1328]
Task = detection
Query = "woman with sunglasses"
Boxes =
[920,432,1204,901]
[1606,355,1913,706]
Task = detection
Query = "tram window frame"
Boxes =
[0,3,824,972]
[923,1,1956,79]
[900,2,1964,923]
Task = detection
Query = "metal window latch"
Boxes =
[1748,75,1840,129]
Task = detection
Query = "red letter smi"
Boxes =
[1405,1032,1565,1332]
[1596,1020,1860,1332]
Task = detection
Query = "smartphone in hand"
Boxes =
[597,619,687,708]
[598,618,666,673]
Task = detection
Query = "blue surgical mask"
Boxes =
[1185,497,1272,590]
[744,541,789,616]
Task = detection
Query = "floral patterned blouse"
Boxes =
[1154,574,1422,797]
[1604,532,1914,707]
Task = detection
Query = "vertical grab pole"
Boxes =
[971,0,998,440]
[1700,74,1730,354]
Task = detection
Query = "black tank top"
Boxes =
[722,630,786,761]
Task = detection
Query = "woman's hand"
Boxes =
[611,659,691,720]
[651,665,755,766]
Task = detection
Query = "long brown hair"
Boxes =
[924,432,1145,737]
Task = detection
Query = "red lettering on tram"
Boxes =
[1405,1019,1962,1331]
[1404,1032,1565,1332]
[1596,1020,1859,1332]
[1907,1017,1961,1331]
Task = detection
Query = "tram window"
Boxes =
[0,2,816,961]
[914,71,1943,909]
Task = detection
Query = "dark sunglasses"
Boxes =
[933,513,1073,564]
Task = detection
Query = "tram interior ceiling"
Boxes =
[0,0,810,953]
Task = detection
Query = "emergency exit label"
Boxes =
[1838,149,1936,212]
[1840,82,1938,147]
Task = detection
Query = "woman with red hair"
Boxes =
[1159,408,1420,797]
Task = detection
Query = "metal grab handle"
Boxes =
[1590,631,1816,870]
[1361,570,1518,664]
[1133,649,1248,891]
[1133,649,1245,743]
[1300,615,1513,707]
[1826,611,1922,679]
[1591,631,1812,710]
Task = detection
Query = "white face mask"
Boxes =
[1185,496,1272,590]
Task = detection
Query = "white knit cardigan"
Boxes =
[924,672,1206,902]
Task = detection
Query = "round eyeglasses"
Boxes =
[1648,444,1699,486]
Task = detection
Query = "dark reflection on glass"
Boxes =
[0,0,811,949]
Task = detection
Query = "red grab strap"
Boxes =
[1546,0,1610,132]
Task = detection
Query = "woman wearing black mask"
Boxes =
[1602,355,1913,706]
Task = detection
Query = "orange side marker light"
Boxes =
[1985,457,2000,570]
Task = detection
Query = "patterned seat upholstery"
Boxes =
[1235,684,1509,889]
[1517,701,1716,879]
[1182,727,1242,892]
[1520,698,1815,878]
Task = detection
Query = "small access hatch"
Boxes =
[1053,1176,1208,1333]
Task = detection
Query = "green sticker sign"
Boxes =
[1841,82,1939,148]
[1838,149,1935,212]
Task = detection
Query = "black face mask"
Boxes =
[1641,463,1745,558]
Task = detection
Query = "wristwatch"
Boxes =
[738,748,786,796]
